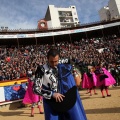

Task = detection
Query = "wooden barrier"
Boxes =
[0,78,28,87]
[0,78,28,104]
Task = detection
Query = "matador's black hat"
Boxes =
[45,86,77,113]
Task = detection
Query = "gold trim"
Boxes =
[0,79,28,87]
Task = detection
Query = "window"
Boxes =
[75,18,78,21]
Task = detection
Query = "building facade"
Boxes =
[108,0,120,20]
[99,0,120,21]
[99,6,111,21]
[44,5,80,29]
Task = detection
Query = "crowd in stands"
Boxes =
[0,35,120,84]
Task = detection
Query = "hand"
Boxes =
[52,93,65,102]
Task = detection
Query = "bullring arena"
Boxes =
[0,19,120,120]
[0,87,120,120]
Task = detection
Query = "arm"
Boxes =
[33,65,52,99]
[33,65,65,102]
[72,65,82,87]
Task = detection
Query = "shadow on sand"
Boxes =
[85,107,120,114]
[0,111,24,116]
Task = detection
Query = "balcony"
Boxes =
[59,18,74,23]
[58,11,72,17]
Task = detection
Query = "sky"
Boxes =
[0,0,110,29]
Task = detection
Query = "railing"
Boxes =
[0,18,120,33]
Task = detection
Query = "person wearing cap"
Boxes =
[33,48,87,120]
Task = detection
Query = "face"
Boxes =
[48,55,59,68]
[90,67,95,72]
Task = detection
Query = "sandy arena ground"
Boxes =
[0,86,120,120]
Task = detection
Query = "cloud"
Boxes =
[0,0,109,29]
[75,0,109,23]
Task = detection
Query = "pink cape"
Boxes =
[23,79,40,104]
[96,68,116,87]
[82,72,97,89]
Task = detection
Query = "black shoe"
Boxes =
[107,94,111,97]
[30,115,34,117]
[40,112,44,114]
[102,96,105,98]
[86,92,90,94]
[94,93,98,95]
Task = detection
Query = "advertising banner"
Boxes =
[17,34,26,38]
[0,87,5,102]
[0,21,119,39]
[0,35,17,39]
[26,34,35,38]
[0,35,5,39]
[4,83,26,101]
[103,21,120,28]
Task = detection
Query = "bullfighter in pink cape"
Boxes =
[23,77,44,117]
[82,67,97,96]
[95,64,116,98]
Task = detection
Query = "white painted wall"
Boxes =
[99,7,110,21]
[47,21,53,29]
[45,5,79,29]
[70,6,79,24]
[108,0,120,19]
[49,5,61,28]
[115,0,120,15]
[0,87,5,102]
